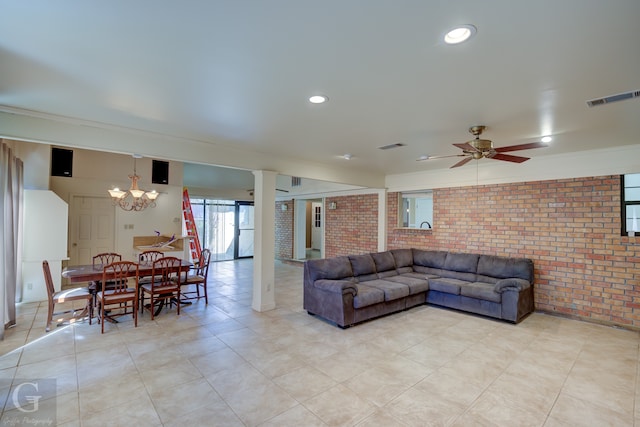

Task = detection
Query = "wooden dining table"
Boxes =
[62,259,192,283]
[62,259,193,319]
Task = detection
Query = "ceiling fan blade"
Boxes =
[417,154,466,161]
[494,142,548,153]
[450,157,473,168]
[453,142,478,152]
[490,153,530,163]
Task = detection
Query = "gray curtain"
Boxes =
[0,140,24,339]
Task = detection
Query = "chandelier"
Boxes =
[108,155,159,211]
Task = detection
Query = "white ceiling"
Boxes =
[1,1,639,184]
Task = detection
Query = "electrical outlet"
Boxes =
[26,283,33,290]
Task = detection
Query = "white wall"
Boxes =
[6,139,50,190]
[22,190,68,302]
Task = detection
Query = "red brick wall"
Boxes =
[388,176,640,328]
[325,194,379,258]
[275,200,293,259]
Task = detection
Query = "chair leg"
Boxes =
[203,283,208,304]
[133,296,138,327]
[100,300,105,334]
[45,301,54,332]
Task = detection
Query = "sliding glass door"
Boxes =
[191,198,254,261]
[235,202,254,258]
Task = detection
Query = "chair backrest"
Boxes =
[42,260,56,303]
[138,250,164,264]
[195,248,211,278]
[93,252,122,268]
[102,261,139,293]
[150,257,182,287]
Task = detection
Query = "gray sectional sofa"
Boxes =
[303,249,534,328]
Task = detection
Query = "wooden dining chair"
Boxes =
[97,261,139,333]
[140,257,182,320]
[138,250,165,284]
[93,252,122,267]
[180,248,211,304]
[138,250,164,264]
[89,252,123,303]
[43,260,92,332]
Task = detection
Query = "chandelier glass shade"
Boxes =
[108,157,159,211]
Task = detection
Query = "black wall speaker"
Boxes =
[51,147,73,177]
[152,160,169,184]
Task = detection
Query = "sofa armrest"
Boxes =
[494,278,530,293]
[314,279,357,296]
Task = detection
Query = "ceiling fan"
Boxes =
[418,125,548,168]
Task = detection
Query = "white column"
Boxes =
[377,188,387,251]
[251,170,277,312]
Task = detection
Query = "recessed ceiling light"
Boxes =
[309,95,328,104]
[343,153,352,160]
[444,24,477,45]
[541,136,552,143]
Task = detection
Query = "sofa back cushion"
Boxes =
[412,249,448,276]
[413,249,447,268]
[477,255,534,283]
[391,249,413,274]
[305,256,353,283]
[371,251,398,278]
[440,252,480,282]
[349,254,378,282]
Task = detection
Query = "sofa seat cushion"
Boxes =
[353,284,385,308]
[412,265,447,277]
[362,279,410,301]
[385,275,429,294]
[428,277,467,295]
[401,271,439,280]
[460,282,502,303]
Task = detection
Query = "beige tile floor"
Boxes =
[1,259,639,426]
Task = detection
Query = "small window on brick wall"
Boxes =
[622,173,640,236]
[399,191,433,229]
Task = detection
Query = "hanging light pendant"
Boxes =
[108,155,159,211]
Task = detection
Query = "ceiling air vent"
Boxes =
[291,176,302,187]
[378,143,406,150]
[587,90,640,107]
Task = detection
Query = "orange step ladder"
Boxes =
[182,188,202,263]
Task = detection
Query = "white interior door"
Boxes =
[69,196,115,265]
[311,202,323,251]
